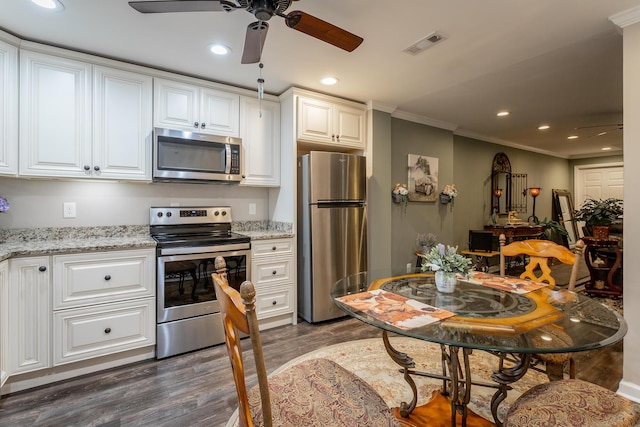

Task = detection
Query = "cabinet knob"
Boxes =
[94,165,100,171]
[104,327,111,334]
[272,270,277,275]
[194,122,199,128]
[39,265,47,272]
[332,134,336,141]
[105,275,111,281]
[272,301,277,306]
[201,123,206,129]
[272,246,277,251]
[83,165,91,171]
[336,135,340,142]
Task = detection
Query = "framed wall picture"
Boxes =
[408,154,438,202]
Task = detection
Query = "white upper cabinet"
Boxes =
[19,50,153,181]
[240,96,280,187]
[93,66,152,180]
[0,40,18,176]
[154,78,240,137]
[297,94,366,149]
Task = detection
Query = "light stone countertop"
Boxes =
[0,221,294,262]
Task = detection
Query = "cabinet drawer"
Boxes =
[251,257,292,285]
[53,298,155,366]
[252,239,293,257]
[255,283,293,319]
[53,249,155,309]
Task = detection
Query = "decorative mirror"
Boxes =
[552,189,579,248]
[491,153,512,214]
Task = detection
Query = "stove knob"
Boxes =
[221,211,227,216]
[167,212,172,217]
[214,211,220,216]
[157,212,163,218]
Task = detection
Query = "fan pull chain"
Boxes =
[257,63,265,118]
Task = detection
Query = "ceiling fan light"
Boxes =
[32,0,64,10]
[567,135,579,140]
[538,124,550,130]
[497,111,510,117]
[321,77,338,85]
[209,44,231,55]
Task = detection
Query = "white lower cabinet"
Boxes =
[0,260,8,390]
[8,256,51,375]
[250,238,295,328]
[4,248,155,389]
[51,249,155,365]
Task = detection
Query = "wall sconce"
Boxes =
[527,187,541,224]
[493,188,503,199]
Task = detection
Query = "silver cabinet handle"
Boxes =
[201,123,206,129]
[94,165,100,171]
[194,122,199,128]
[39,266,47,272]
[83,165,90,171]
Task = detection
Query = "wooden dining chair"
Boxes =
[211,257,399,427]
[499,235,585,380]
[504,379,640,426]
[499,234,585,290]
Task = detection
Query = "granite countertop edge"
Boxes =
[0,222,294,262]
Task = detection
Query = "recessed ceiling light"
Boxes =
[321,77,338,85]
[209,44,231,55]
[602,147,612,151]
[567,135,579,140]
[496,111,510,117]
[538,125,550,130]
[31,0,64,10]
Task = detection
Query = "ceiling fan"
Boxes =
[128,0,364,64]
[575,123,624,138]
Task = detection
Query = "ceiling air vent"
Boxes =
[404,32,446,55]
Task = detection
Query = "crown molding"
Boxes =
[610,5,640,28]
[367,101,397,114]
[390,110,458,131]
[454,129,570,159]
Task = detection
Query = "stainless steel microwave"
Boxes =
[153,127,244,183]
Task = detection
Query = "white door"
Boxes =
[153,78,199,131]
[239,96,280,186]
[199,88,239,136]
[574,163,623,237]
[0,40,18,176]
[334,104,366,148]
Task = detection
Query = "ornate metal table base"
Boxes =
[382,330,530,427]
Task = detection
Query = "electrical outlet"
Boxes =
[63,202,76,218]
[406,262,413,273]
[249,203,256,215]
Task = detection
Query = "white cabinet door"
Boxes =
[93,66,152,181]
[240,96,280,186]
[0,260,8,389]
[8,257,51,375]
[19,50,92,178]
[334,103,366,148]
[200,88,239,136]
[153,78,199,131]
[154,78,239,136]
[297,96,333,143]
[0,40,17,176]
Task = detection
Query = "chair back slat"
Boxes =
[212,257,273,427]
[499,235,585,291]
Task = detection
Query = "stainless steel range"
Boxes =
[150,206,251,359]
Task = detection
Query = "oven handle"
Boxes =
[158,242,251,256]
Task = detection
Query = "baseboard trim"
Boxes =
[617,379,640,403]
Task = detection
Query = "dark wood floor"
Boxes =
[0,316,623,427]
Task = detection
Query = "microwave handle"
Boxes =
[225,144,231,174]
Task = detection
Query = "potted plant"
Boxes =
[420,243,472,293]
[573,197,623,239]
[539,217,568,245]
[392,183,409,209]
[416,232,437,254]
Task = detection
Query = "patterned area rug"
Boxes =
[226,337,549,426]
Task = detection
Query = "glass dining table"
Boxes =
[330,271,627,427]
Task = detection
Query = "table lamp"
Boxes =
[528,187,541,224]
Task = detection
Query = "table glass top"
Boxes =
[331,272,626,354]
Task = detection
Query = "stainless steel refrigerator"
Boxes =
[297,151,367,323]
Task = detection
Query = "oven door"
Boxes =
[157,248,250,323]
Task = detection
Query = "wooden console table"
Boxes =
[582,237,623,298]
[484,224,545,239]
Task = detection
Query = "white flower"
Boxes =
[442,184,458,198]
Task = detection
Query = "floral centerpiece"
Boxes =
[392,183,409,208]
[0,196,8,213]
[420,243,471,293]
[440,184,458,205]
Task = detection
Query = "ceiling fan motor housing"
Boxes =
[245,0,292,21]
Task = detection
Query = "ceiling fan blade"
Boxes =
[285,11,363,52]
[241,21,269,64]
[128,0,237,14]
[575,123,623,130]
